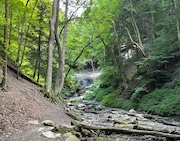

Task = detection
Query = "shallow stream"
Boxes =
[66,70,180,140]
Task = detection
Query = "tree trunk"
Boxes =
[54,0,68,95]
[33,1,44,82]
[16,0,30,79]
[1,0,9,91]
[112,20,128,90]
[174,0,180,50]
[46,0,60,93]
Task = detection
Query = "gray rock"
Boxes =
[65,133,80,141]
[77,103,86,110]
[41,131,61,139]
[42,120,55,127]
[129,109,137,113]
[64,133,80,141]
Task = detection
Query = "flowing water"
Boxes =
[67,70,180,140]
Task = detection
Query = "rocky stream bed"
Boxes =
[66,90,180,141]
[64,70,180,141]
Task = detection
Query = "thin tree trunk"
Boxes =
[125,27,146,57]
[46,0,59,93]
[174,0,180,50]
[16,0,30,79]
[1,0,8,90]
[17,0,38,79]
[33,1,44,82]
[9,11,12,45]
[112,20,128,90]
[54,0,69,95]
[37,31,41,82]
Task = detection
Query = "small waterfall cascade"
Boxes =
[76,70,101,88]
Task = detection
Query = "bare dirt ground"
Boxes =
[0,68,73,141]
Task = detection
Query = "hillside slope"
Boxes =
[0,67,73,140]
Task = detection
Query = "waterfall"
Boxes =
[76,70,100,88]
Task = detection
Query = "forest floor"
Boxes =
[0,67,74,141]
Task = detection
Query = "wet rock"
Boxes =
[95,105,103,110]
[77,103,86,110]
[86,104,95,109]
[128,117,138,124]
[123,115,131,120]
[141,135,167,141]
[84,108,97,114]
[42,120,55,127]
[112,111,119,114]
[67,102,74,106]
[129,109,137,113]
[136,114,144,120]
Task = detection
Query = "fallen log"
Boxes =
[143,114,180,127]
[72,121,180,139]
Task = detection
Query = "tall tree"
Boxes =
[16,0,30,79]
[54,0,69,95]
[46,0,60,93]
[33,1,45,82]
[174,0,180,50]
[1,0,9,90]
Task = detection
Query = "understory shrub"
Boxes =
[84,86,114,101]
[95,87,114,101]
[139,88,180,116]
[101,90,123,108]
[84,91,96,100]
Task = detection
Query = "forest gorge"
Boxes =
[0,0,180,117]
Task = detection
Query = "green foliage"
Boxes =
[101,93,124,108]
[65,73,80,92]
[164,65,180,89]
[147,70,171,89]
[95,87,114,102]
[97,66,120,88]
[84,90,96,100]
[139,88,180,116]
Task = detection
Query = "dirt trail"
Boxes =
[0,68,73,141]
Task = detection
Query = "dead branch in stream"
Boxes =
[72,121,180,139]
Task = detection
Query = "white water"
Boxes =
[76,70,101,87]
